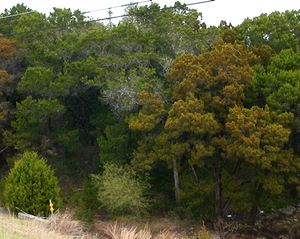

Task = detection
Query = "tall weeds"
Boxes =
[97,221,217,239]
[47,210,99,239]
[98,221,179,239]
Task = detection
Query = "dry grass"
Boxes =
[98,221,179,239]
[96,220,217,239]
[0,212,73,239]
[0,210,217,239]
[0,210,100,239]
[48,210,100,238]
[48,210,83,236]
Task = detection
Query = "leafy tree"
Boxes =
[236,10,300,52]
[218,21,239,44]
[129,38,256,218]
[48,8,85,26]
[2,2,221,170]
[92,163,150,216]
[72,176,100,222]
[223,105,299,223]
[5,96,65,151]
[0,70,10,121]
[2,1,299,223]
[170,40,298,221]
[17,66,74,98]
[0,34,18,121]
[126,2,221,62]
[11,11,48,37]
[99,66,164,117]
[245,48,300,153]
[0,4,33,35]
[0,34,18,57]
[129,37,299,221]
[97,120,138,164]
[0,34,19,169]
[3,151,61,216]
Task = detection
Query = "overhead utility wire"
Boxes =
[0,0,151,30]
[0,11,36,20]
[3,0,215,37]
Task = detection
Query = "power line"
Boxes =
[0,0,151,30]
[0,11,36,20]
[2,0,215,37]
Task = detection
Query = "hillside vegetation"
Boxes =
[0,2,300,238]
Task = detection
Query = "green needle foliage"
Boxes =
[3,151,61,217]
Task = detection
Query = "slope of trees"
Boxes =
[0,2,300,225]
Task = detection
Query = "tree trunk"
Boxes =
[248,183,262,224]
[190,164,199,183]
[248,205,258,225]
[213,168,223,218]
[173,159,180,205]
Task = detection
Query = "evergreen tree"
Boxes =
[3,151,61,216]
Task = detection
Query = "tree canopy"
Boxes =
[0,2,299,224]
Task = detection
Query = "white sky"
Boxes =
[1,0,299,27]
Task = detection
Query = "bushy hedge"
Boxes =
[3,151,61,216]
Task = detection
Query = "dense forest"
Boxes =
[0,1,300,230]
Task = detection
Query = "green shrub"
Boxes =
[73,177,100,222]
[92,163,150,217]
[3,151,61,216]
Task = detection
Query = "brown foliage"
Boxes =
[0,34,18,58]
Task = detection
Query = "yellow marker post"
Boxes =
[49,200,54,216]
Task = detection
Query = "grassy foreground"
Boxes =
[0,212,75,239]
[0,211,217,239]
